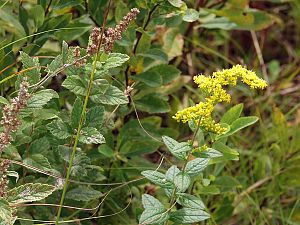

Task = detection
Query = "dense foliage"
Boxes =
[0,0,299,224]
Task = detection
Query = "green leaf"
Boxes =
[27,89,59,108]
[198,148,223,158]
[62,76,86,96]
[163,28,184,60]
[168,0,184,8]
[174,173,191,192]
[23,154,52,171]
[98,145,114,158]
[137,49,168,63]
[90,85,128,105]
[0,96,9,105]
[142,194,164,209]
[170,208,210,223]
[166,165,180,183]
[29,5,45,28]
[218,116,258,138]
[85,106,105,128]
[28,137,50,154]
[46,119,71,139]
[176,193,205,209]
[213,141,239,161]
[5,183,56,204]
[78,127,105,144]
[7,171,19,183]
[135,94,170,113]
[45,54,63,73]
[0,198,14,225]
[18,51,41,85]
[162,136,190,160]
[102,53,129,70]
[183,8,199,22]
[133,70,162,87]
[71,97,83,129]
[141,170,173,188]
[66,186,102,201]
[221,103,244,125]
[147,64,181,84]
[139,209,169,225]
[185,158,209,176]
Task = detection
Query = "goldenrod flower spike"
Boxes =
[173,65,267,134]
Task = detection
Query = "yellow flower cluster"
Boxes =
[173,65,267,134]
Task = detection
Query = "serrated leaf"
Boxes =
[27,89,59,108]
[141,170,173,188]
[19,51,41,85]
[162,136,190,160]
[0,96,9,105]
[174,173,191,192]
[47,119,71,139]
[28,137,50,154]
[176,193,205,209]
[166,165,180,183]
[185,158,209,176]
[85,106,105,128]
[62,76,86,96]
[23,154,52,171]
[5,183,56,204]
[79,127,105,144]
[45,54,63,73]
[170,208,210,223]
[66,186,102,201]
[102,53,129,70]
[0,198,14,225]
[90,85,128,105]
[142,194,164,209]
[139,209,169,225]
[71,97,83,129]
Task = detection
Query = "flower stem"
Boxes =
[55,1,111,223]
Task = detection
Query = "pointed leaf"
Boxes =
[141,170,173,188]
[139,209,169,225]
[176,193,205,209]
[79,127,105,144]
[170,208,210,223]
[166,165,180,183]
[185,158,209,176]
[142,194,164,210]
[174,173,191,192]
[162,136,190,160]
[46,120,71,139]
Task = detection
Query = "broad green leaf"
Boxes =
[166,165,180,183]
[78,127,105,144]
[142,194,164,209]
[5,183,56,204]
[141,170,173,188]
[133,70,162,87]
[45,54,63,73]
[185,158,209,176]
[162,136,190,160]
[136,31,151,54]
[71,97,83,129]
[177,193,205,209]
[218,116,258,138]
[135,94,170,113]
[62,76,86,96]
[174,173,191,192]
[221,103,244,125]
[0,96,9,105]
[0,198,14,225]
[213,141,239,161]
[28,137,50,154]
[23,154,52,171]
[85,106,105,128]
[146,64,181,84]
[46,119,71,139]
[66,186,102,201]
[90,85,128,105]
[139,209,169,225]
[137,49,168,63]
[27,89,59,108]
[102,53,129,70]
[170,208,210,223]
[183,8,199,22]
[98,144,114,158]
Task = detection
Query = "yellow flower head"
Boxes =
[173,65,267,134]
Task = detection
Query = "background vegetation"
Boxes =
[0,0,299,224]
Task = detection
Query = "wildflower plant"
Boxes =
[139,65,267,224]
